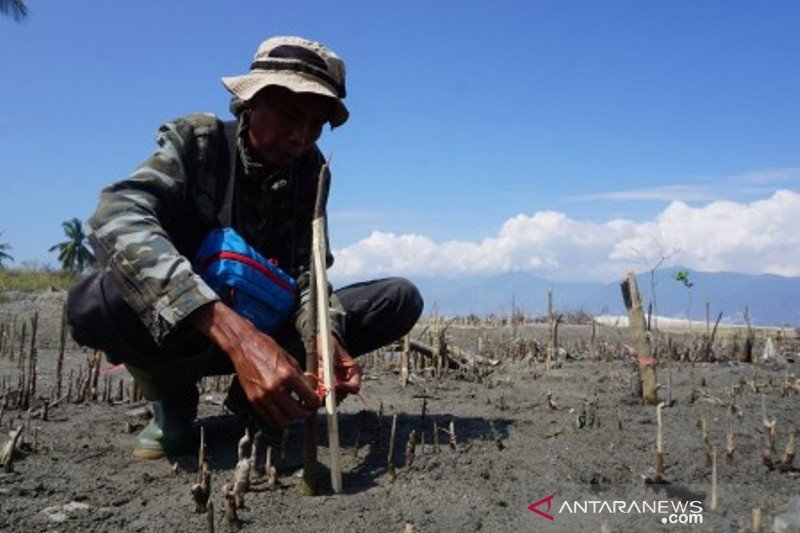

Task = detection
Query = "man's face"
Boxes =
[247,86,334,167]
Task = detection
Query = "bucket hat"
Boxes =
[222,36,349,127]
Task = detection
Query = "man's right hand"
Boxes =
[190,301,321,427]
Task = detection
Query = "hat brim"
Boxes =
[221,71,349,127]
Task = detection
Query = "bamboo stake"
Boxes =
[310,156,342,494]
[250,430,264,478]
[198,426,207,474]
[237,428,250,462]
[90,350,101,401]
[265,446,277,490]
[655,402,665,475]
[666,361,673,406]
[751,507,762,533]
[301,156,332,496]
[710,445,717,512]
[387,414,397,482]
[301,243,319,495]
[206,501,215,533]
[762,395,777,452]
[400,335,410,388]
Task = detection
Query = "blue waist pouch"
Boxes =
[194,228,299,334]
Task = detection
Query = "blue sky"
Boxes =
[1,1,798,283]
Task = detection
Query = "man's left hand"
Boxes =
[314,333,362,403]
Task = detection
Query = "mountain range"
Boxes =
[409,268,800,327]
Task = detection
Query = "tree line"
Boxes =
[0,218,95,273]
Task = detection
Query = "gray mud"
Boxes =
[1,291,799,532]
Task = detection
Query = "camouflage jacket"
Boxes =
[86,112,341,347]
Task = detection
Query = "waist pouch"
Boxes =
[194,228,299,334]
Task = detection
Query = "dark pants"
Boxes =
[67,270,423,377]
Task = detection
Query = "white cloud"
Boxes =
[330,190,800,283]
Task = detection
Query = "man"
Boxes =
[67,36,423,459]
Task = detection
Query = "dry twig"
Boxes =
[0,425,24,472]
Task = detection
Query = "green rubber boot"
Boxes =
[125,357,205,460]
[133,393,198,460]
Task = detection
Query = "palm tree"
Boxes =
[49,218,95,273]
[0,233,13,268]
[0,0,28,22]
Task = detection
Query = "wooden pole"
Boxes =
[400,335,410,388]
[300,161,329,496]
[655,401,665,475]
[710,445,718,511]
[313,217,342,493]
[621,271,658,404]
[388,414,398,482]
[310,156,342,493]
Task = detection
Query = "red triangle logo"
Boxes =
[528,495,555,521]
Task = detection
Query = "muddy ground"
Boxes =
[1,290,799,532]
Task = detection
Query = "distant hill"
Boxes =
[409,269,800,326]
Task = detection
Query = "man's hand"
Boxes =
[190,301,321,427]
[316,333,362,404]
